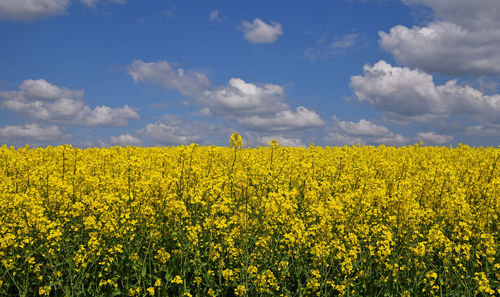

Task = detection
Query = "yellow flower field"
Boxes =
[0,137,499,296]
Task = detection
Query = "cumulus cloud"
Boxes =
[238,106,325,132]
[137,115,230,146]
[0,79,139,127]
[0,123,64,141]
[128,60,210,96]
[100,116,231,147]
[402,0,500,30]
[109,134,142,146]
[2,79,84,101]
[0,0,69,21]
[83,105,139,127]
[200,78,287,116]
[200,78,324,131]
[128,60,324,133]
[325,133,363,146]
[241,18,283,43]
[337,118,392,137]
[0,0,125,20]
[349,61,500,123]
[379,22,500,76]
[380,0,500,75]
[141,122,203,146]
[415,131,453,145]
[326,116,409,146]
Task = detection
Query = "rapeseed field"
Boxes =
[0,135,499,296]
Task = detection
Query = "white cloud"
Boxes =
[110,134,142,146]
[142,122,202,146]
[304,33,362,62]
[200,78,324,131]
[379,22,500,76]
[326,116,409,146]
[137,115,232,146]
[2,79,84,101]
[238,106,325,132]
[415,131,453,145]
[0,79,139,127]
[200,78,287,116]
[128,60,210,96]
[465,124,500,136]
[83,105,139,127]
[380,0,500,75]
[209,10,220,21]
[337,118,391,136]
[80,0,126,8]
[80,0,98,6]
[199,107,211,116]
[375,134,410,145]
[349,60,500,123]
[127,62,299,123]
[111,0,127,5]
[350,61,444,117]
[330,33,359,49]
[241,18,283,43]
[111,115,233,147]
[402,0,500,30]
[325,133,363,146]
[0,123,64,141]
[128,60,324,134]
[474,77,500,93]
[0,0,127,21]
[0,0,69,21]
[245,133,305,147]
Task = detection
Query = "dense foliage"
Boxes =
[0,139,499,296]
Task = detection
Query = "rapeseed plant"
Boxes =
[0,140,498,296]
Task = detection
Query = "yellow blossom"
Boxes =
[171,275,183,284]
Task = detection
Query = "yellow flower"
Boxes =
[222,269,234,282]
[425,271,437,279]
[193,276,202,286]
[171,275,183,284]
[146,287,155,296]
[229,132,243,148]
[269,139,279,147]
[247,265,258,275]
[38,286,51,296]
[235,285,247,296]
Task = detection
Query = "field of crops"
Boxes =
[1,136,499,296]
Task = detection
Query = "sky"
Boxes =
[1,0,499,148]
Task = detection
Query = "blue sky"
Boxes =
[1,0,499,147]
